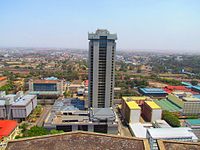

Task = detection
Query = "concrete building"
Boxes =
[147,127,198,150]
[0,77,7,87]
[121,97,141,124]
[44,99,118,134]
[0,91,37,121]
[29,77,65,98]
[88,29,117,108]
[0,120,18,148]
[141,101,162,122]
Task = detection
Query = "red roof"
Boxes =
[0,120,18,139]
[0,76,7,81]
[163,86,199,94]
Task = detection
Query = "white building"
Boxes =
[147,127,198,150]
[0,91,37,121]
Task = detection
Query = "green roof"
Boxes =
[154,99,181,112]
[167,94,184,108]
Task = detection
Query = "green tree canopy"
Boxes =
[162,110,180,127]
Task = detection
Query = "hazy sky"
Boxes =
[0,0,200,52]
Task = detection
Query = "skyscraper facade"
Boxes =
[88,29,117,108]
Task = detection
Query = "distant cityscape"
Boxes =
[0,29,200,150]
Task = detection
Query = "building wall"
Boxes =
[183,102,200,115]
[53,123,118,135]
[11,107,26,118]
[0,106,6,119]
[130,109,140,123]
[151,109,162,122]
[141,103,152,122]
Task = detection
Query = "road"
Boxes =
[36,105,52,127]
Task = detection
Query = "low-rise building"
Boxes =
[154,99,181,115]
[184,119,200,139]
[0,120,18,148]
[121,97,141,124]
[0,91,37,121]
[147,127,198,150]
[141,101,162,122]
[29,77,65,98]
[167,94,200,115]
[139,88,168,97]
[44,99,118,134]
[122,96,151,106]
[129,123,152,138]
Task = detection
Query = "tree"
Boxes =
[19,123,29,132]
[50,129,64,134]
[23,126,49,137]
[162,111,180,127]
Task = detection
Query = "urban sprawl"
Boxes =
[0,30,200,150]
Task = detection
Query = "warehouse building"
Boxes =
[141,101,162,122]
[147,127,198,150]
[0,91,37,121]
[167,94,200,115]
[44,99,118,134]
[139,88,168,97]
[121,97,141,124]
[154,99,181,115]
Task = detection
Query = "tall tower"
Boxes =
[88,29,117,108]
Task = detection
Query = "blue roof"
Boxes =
[185,119,200,126]
[192,86,200,91]
[181,82,192,86]
[139,88,167,94]
[193,95,200,99]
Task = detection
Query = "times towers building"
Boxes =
[88,29,117,108]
